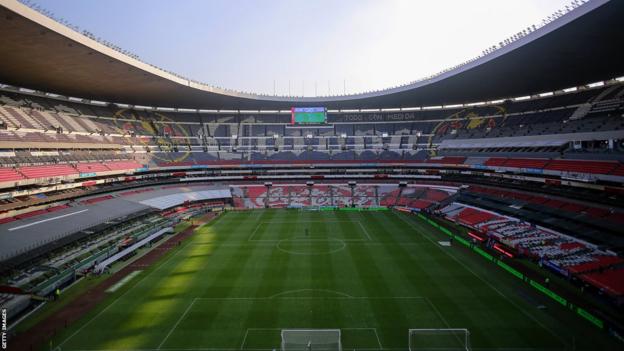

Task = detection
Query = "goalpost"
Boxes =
[281,329,342,351]
[409,328,471,351]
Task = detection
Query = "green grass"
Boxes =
[49,210,618,350]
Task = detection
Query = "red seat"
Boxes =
[18,164,78,179]
[0,168,25,182]
[408,199,433,209]
[584,207,610,218]
[544,160,618,175]
[435,156,466,164]
[456,207,498,226]
[484,157,507,166]
[0,216,17,224]
[75,162,109,173]
[503,158,549,169]
[104,161,144,171]
[611,165,624,176]
[581,268,624,296]
[81,195,114,204]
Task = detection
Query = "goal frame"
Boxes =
[281,328,342,351]
[408,328,470,351]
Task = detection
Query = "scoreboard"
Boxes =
[291,107,327,124]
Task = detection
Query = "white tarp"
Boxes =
[139,189,231,210]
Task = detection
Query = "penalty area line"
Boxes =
[158,298,197,350]
[397,213,569,349]
[57,233,197,348]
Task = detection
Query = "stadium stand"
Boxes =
[229,184,454,210]
[18,164,77,179]
[0,168,24,183]
[438,201,624,297]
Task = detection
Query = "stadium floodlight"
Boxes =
[408,328,470,351]
[281,329,341,351]
[340,133,347,138]
[382,133,389,137]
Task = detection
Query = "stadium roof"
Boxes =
[0,0,623,110]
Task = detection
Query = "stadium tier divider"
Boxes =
[409,211,607,331]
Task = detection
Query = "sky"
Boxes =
[27,0,572,97]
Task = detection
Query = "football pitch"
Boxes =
[52,209,615,350]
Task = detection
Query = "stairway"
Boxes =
[569,103,592,120]
[393,187,404,206]
[591,85,618,103]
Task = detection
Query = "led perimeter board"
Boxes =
[291,107,327,124]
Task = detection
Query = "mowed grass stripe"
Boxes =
[168,210,280,349]
[54,209,620,351]
[367,212,500,348]
[119,211,258,349]
[396,213,568,349]
[311,216,343,328]
[342,216,416,348]
[58,216,221,350]
[239,215,295,349]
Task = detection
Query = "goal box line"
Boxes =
[281,328,342,351]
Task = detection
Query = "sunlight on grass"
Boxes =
[100,224,219,349]
[57,210,613,351]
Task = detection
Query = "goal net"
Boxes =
[409,328,470,351]
[281,329,342,351]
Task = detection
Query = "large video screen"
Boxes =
[291,107,327,124]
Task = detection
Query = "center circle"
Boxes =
[276,238,346,255]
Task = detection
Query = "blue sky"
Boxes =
[27,0,571,96]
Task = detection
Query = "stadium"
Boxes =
[0,0,623,349]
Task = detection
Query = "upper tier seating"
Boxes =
[1,82,622,158]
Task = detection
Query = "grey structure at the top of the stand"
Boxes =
[0,185,231,261]
[137,189,231,210]
[0,0,621,109]
[0,198,150,260]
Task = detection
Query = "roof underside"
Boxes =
[0,0,623,110]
